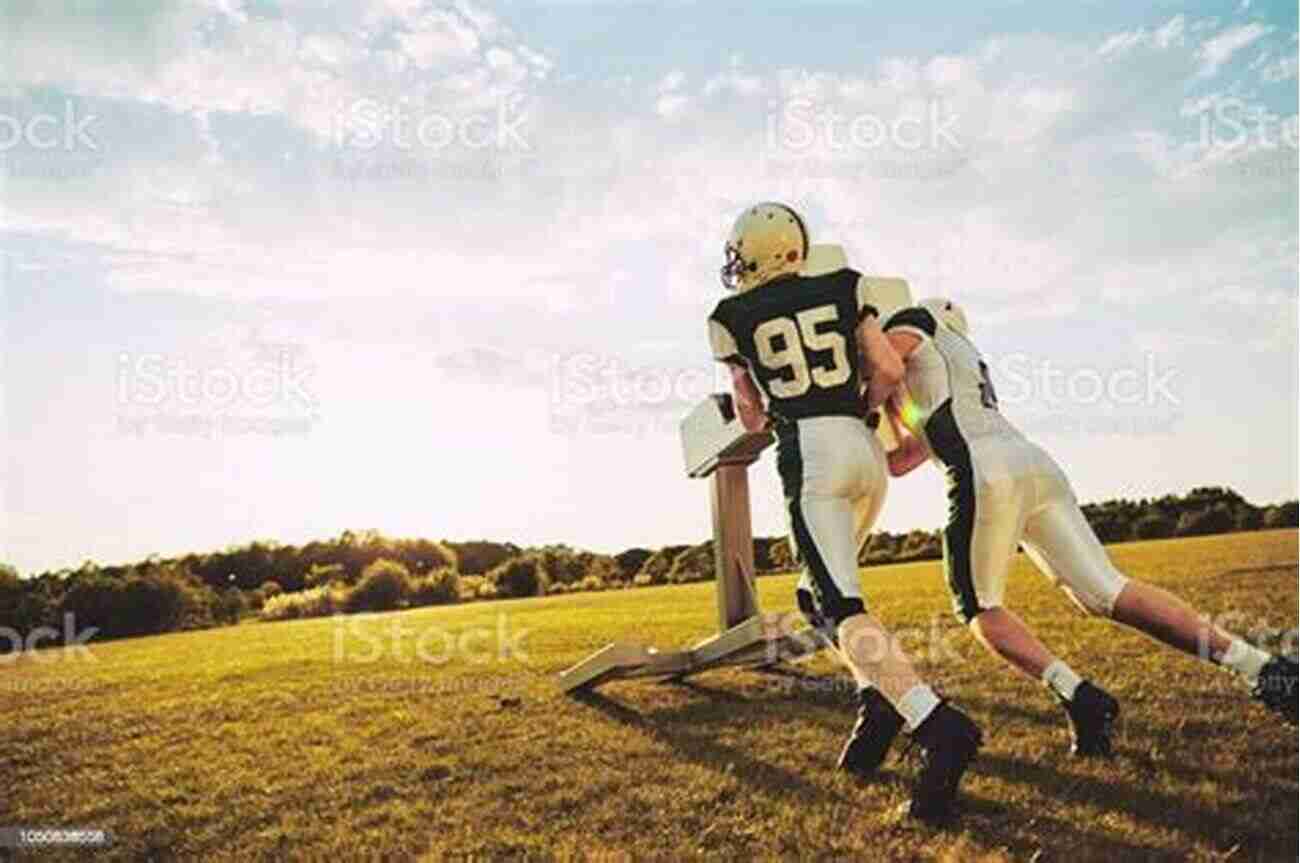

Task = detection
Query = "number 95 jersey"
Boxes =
[707,268,876,422]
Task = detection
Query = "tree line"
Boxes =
[1,487,1294,650]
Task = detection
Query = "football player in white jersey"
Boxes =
[863,296,1298,758]
[708,204,981,821]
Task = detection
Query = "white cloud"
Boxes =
[1099,28,1149,58]
[1154,15,1187,49]
[1198,22,1273,76]
[702,67,763,97]
[516,45,553,77]
[2,0,545,145]
[657,70,686,93]
[396,12,481,69]
[925,55,972,87]
[1202,284,1291,306]
[1260,55,1299,82]
[656,92,690,120]
[1099,15,1187,56]
[298,34,352,67]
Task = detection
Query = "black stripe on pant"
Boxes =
[776,421,866,628]
[925,401,981,624]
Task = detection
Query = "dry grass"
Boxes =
[1,530,1296,861]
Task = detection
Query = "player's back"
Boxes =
[884,306,1025,459]
[708,268,868,423]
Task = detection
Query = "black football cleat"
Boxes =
[906,703,982,823]
[838,686,905,778]
[1252,656,1299,725]
[1061,681,1120,757]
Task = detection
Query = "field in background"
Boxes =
[2,530,1297,861]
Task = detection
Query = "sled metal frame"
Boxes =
[558,395,824,694]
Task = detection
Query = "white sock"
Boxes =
[1218,638,1270,684]
[1042,659,1083,702]
[895,684,941,731]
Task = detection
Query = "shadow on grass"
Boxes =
[955,794,1183,862]
[571,687,853,808]
[974,750,1294,856]
[957,691,1299,792]
[585,674,1294,857]
[572,687,1197,858]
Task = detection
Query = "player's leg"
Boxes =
[958,488,1058,676]
[1024,493,1297,725]
[785,419,980,818]
[836,443,907,777]
[942,457,1059,679]
[942,452,1117,753]
[797,485,928,710]
[1013,533,1121,755]
[967,607,1055,678]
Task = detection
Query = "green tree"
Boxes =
[1263,502,1299,529]
[1133,512,1175,540]
[489,557,547,598]
[1176,504,1234,537]
[344,559,413,613]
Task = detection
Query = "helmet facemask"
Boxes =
[720,242,754,291]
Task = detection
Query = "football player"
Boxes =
[709,203,982,821]
[863,296,1298,759]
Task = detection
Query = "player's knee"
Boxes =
[798,586,864,628]
[796,587,865,645]
[825,596,866,627]
[1069,571,1128,618]
[958,603,1003,628]
[795,587,832,643]
[951,592,987,626]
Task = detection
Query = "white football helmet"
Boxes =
[919,297,969,336]
[720,202,809,292]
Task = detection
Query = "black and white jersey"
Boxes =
[707,268,878,422]
[884,306,1130,628]
[883,305,1021,463]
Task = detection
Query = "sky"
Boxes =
[1,0,1297,575]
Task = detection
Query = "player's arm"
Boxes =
[852,275,905,410]
[708,315,769,433]
[886,329,922,362]
[729,364,769,433]
[871,310,928,407]
[857,316,904,410]
[878,308,933,474]
[884,397,929,477]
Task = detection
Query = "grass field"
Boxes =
[2,530,1297,862]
